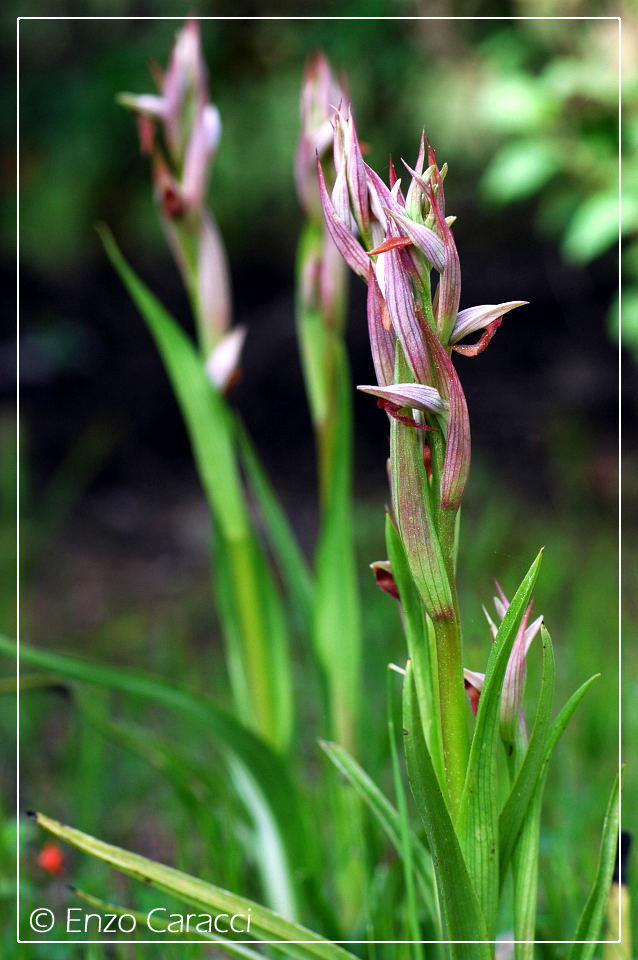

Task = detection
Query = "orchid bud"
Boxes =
[464,588,543,745]
[295,53,346,220]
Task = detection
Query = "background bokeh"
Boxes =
[3,6,634,955]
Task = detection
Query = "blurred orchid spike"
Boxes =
[464,590,543,743]
[295,52,346,219]
[162,19,209,159]
[205,326,247,393]
[119,20,232,357]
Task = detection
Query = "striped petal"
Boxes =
[367,267,396,386]
[357,382,447,418]
[385,207,445,272]
[316,156,368,279]
[450,301,528,345]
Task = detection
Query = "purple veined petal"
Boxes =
[316,156,369,279]
[364,163,397,214]
[383,246,430,383]
[205,325,246,392]
[450,301,529,344]
[331,161,355,230]
[385,207,445,272]
[367,266,396,387]
[343,106,370,233]
[500,602,534,743]
[428,186,461,343]
[357,382,447,418]
[421,321,470,509]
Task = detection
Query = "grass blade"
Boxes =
[567,772,622,960]
[319,739,436,911]
[501,670,601,889]
[31,812,357,960]
[457,548,543,938]
[403,660,491,959]
[4,637,313,914]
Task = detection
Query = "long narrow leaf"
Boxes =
[31,812,356,960]
[500,671,601,885]
[567,773,621,960]
[403,661,491,959]
[457,549,544,937]
[499,624,555,875]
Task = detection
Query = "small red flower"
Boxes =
[37,842,64,876]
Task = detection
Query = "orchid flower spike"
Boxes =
[118,20,232,359]
[295,53,347,220]
[118,20,221,219]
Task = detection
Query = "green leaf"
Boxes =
[235,418,314,630]
[507,671,601,960]
[481,141,559,204]
[457,549,544,937]
[499,624,555,875]
[97,224,247,543]
[562,191,634,265]
[402,661,491,959]
[32,812,357,960]
[501,669,601,886]
[4,637,313,915]
[385,515,446,796]
[319,739,436,915]
[567,772,621,960]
